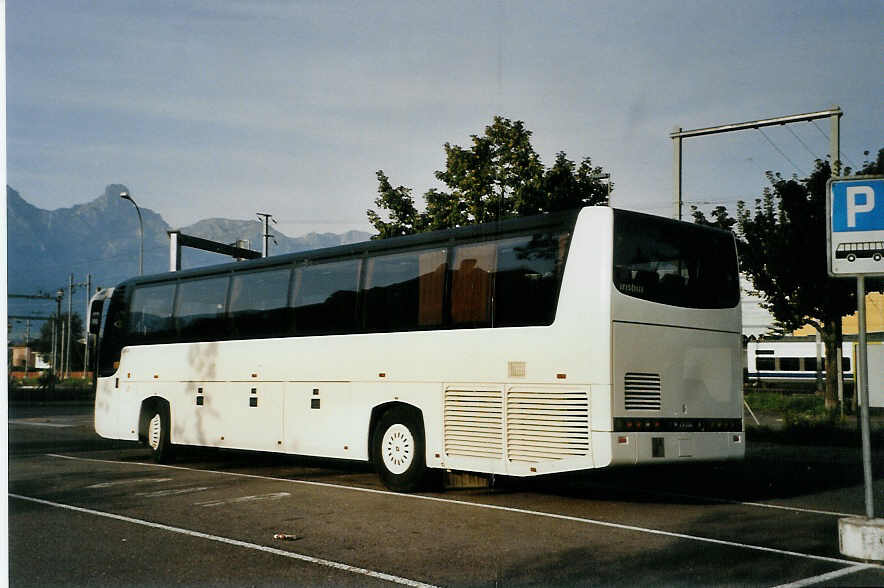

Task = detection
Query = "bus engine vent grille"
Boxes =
[506,389,589,462]
[444,389,504,460]
[624,372,662,410]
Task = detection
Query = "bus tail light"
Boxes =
[617,436,628,444]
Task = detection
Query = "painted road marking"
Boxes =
[135,486,210,498]
[10,416,93,428]
[771,564,876,588]
[583,482,857,518]
[10,420,74,428]
[195,492,291,507]
[45,453,881,570]
[87,478,173,489]
[10,493,437,587]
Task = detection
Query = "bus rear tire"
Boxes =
[146,405,174,464]
[373,407,427,492]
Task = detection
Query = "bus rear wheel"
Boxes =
[373,407,427,492]
[146,405,174,463]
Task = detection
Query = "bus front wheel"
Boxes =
[146,405,174,463]
[373,407,427,492]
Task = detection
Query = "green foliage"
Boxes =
[744,391,825,415]
[735,155,884,408]
[736,159,858,336]
[366,171,425,239]
[367,116,611,236]
[689,205,737,232]
[691,149,883,410]
[30,313,85,370]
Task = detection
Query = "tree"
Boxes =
[733,151,883,410]
[32,313,85,372]
[689,205,737,232]
[366,171,425,239]
[367,116,611,237]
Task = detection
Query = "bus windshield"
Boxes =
[612,210,739,309]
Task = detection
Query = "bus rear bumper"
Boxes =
[597,430,745,466]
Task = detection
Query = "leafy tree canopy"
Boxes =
[367,116,611,238]
[692,148,883,408]
[29,313,85,370]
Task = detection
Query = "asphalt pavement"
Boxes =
[8,402,884,587]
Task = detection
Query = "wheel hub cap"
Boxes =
[381,424,413,475]
[148,414,162,450]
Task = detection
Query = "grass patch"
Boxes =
[744,391,826,415]
[745,391,883,447]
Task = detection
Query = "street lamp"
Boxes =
[120,191,144,276]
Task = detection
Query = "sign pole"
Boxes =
[856,275,873,518]
[829,175,884,561]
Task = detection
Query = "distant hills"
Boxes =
[6,184,370,335]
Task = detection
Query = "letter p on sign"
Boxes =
[847,186,875,227]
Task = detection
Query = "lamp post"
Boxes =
[120,191,144,276]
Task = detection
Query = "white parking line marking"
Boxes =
[10,493,437,588]
[195,492,291,507]
[771,564,876,588]
[87,478,173,489]
[585,482,857,518]
[10,421,73,428]
[46,453,881,569]
[135,487,210,497]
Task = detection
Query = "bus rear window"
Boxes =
[613,210,739,309]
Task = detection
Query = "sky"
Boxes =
[6,0,884,238]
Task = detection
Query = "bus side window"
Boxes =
[292,259,361,336]
[450,243,495,328]
[129,283,176,344]
[361,249,446,333]
[494,233,566,327]
[175,276,230,342]
[229,267,292,339]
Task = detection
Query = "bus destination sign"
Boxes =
[827,176,884,277]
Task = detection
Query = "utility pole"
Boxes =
[673,127,683,220]
[83,274,92,378]
[24,320,31,375]
[66,273,74,379]
[60,321,66,381]
[54,290,63,378]
[256,212,275,258]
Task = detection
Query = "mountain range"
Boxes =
[7,184,370,336]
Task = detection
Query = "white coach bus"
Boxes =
[90,207,744,491]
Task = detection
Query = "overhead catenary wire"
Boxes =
[785,125,821,161]
[809,120,859,170]
[756,127,806,176]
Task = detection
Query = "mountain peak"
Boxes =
[6,185,371,312]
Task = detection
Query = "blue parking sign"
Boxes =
[828,177,884,276]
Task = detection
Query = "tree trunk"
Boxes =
[821,317,842,411]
